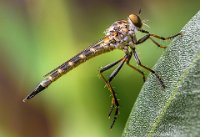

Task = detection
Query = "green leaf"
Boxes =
[123,11,200,137]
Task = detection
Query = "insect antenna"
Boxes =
[138,8,142,15]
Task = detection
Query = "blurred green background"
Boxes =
[0,0,199,137]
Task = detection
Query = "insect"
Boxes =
[23,12,181,129]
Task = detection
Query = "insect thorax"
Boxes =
[104,20,137,49]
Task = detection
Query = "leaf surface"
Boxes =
[123,11,200,137]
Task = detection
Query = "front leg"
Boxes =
[134,34,167,48]
[136,29,181,48]
[139,29,182,40]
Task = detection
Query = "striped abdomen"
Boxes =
[23,39,115,102]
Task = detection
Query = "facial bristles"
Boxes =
[142,19,150,28]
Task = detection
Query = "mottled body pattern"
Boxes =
[23,13,181,128]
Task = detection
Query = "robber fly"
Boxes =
[23,12,181,129]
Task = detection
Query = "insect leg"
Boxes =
[134,33,167,48]
[99,55,128,129]
[100,58,124,73]
[100,57,123,115]
[131,48,165,88]
[139,29,181,40]
[138,29,181,48]
[149,37,167,48]
[126,52,146,82]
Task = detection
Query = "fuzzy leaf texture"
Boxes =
[123,11,200,137]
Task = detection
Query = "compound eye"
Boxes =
[129,14,142,28]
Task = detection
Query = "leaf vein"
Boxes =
[146,52,200,137]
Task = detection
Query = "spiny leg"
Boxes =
[125,52,146,82]
[108,56,127,128]
[100,72,118,120]
[100,57,123,112]
[99,55,128,129]
[132,48,165,88]
[100,58,123,119]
